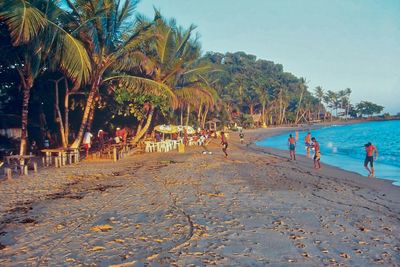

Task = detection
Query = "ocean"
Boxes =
[256,120,400,186]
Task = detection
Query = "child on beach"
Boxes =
[221,131,228,157]
[304,132,311,157]
[310,137,321,169]
[364,142,378,177]
[288,134,296,160]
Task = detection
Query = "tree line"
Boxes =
[0,0,384,156]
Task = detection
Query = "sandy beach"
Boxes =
[0,128,399,266]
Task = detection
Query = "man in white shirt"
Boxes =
[82,131,93,157]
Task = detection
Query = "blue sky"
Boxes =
[137,0,400,114]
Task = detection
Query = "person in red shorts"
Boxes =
[364,142,378,177]
[310,137,321,169]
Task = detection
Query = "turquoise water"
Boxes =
[256,120,400,186]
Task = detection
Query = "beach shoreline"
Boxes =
[245,123,399,187]
[0,128,399,266]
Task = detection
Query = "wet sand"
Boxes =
[0,128,399,266]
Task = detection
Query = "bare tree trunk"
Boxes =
[131,108,154,145]
[50,78,67,148]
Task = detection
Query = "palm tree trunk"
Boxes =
[19,85,32,156]
[86,103,96,132]
[262,102,266,126]
[51,79,67,148]
[131,107,154,145]
[185,105,190,126]
[70,81,98,149]
[64,78,70,145]
[197,104,202,128]
[201,105,209,129]
[249,104,254,115]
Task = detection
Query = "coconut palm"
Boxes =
[131,12,216,139]
[0,0,91,155]
[314,86,324,120]
[63,1,176,148]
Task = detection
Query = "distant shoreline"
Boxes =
[243,121,399,187]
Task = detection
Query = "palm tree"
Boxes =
[343,88,352,119]
[0,0,91,155]
[132,12,216,137]
[314,86,324,120]
[295,77,307,123]
[64,1,176,148]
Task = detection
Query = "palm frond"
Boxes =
[175,86,215,109]
[56,30,91,85]
[103,75,178,108]
[0,0,47,45]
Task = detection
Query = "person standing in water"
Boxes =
[364,142,378,177]
[288,134,296,160]
[304,132,312,157]
[221,131,228,157]
[311,137,321,169]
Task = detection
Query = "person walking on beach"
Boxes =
[221,131,228,157]
[311,137,321,169]
[239,130,244,144]
[82,131,93,158]
[304,132,312,158]
[288,134,296,160]
[364,142,378,177]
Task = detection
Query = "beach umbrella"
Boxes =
[154,124,179,134]
[178,125,196,134]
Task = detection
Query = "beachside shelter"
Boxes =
[206,118,221,131]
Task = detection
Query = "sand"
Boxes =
[0,128,399,266]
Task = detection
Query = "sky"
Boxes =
[137,0,400,114]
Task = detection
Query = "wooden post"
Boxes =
[55,157,59,168]
[42,157,45,166]
[113,147,117,162]
[5,168,12,180]
[23,165,28,175]
[67,152,72,164]
[19,164,24,175]
[62,153,66,165]
[33,162,38,173]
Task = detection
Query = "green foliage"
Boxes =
[355,101,384,117]
[201,51,320,125]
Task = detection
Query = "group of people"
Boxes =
[288,132,321,169]
[81,127,131,157]
[288,132,378,177]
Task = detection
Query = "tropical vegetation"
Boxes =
[0,0,386,155]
